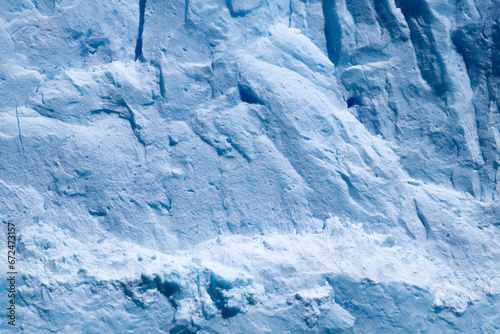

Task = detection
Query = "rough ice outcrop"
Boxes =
[0,0,499,332]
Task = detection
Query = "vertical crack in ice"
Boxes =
[185,0,190,23]
[134,0,147,61]
[120,100,147,147]
[157,63,166,98]
[15,107,25,152]
[414,199,431,239]
[394,0,448,95]
[289,0,293,28]
[451,22,500,199]
[373,0,404,41]
[322,0,342,65]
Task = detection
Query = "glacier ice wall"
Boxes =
[0,0,499,332]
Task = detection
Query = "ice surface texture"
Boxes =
[0,0,499,333]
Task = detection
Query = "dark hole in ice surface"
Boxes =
[347,97,361,108]
[168,135,178,146]
[221,307,240,319]
[238,83,264,105]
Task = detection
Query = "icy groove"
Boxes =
[394,0,448,95]
[91,104,146,147]
[414,199,431,239]
[134,0,147,61]
[15,107,25,151]
[322,0,342,65]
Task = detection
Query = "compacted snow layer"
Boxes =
[0,0,499,332]
[16,221,498,332]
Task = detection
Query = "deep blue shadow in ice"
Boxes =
[322,0,342,65]
[135,0,147,61]
[238,82,264,105]
[346,97,361,108]
[395,0,448,95]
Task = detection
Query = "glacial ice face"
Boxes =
[0,0,499,333]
